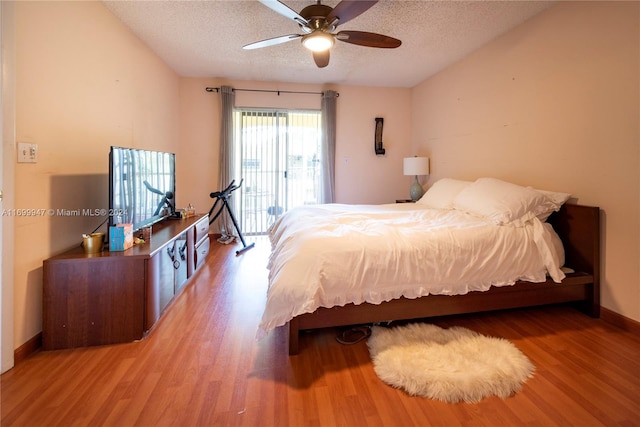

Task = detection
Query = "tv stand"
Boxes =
[42,214,210,350]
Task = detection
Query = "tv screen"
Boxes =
[109,146,176,232]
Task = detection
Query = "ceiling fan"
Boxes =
[243,0,402,68]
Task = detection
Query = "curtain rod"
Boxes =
[205,87,338,97]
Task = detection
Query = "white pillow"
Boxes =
[534,188,571,221]
[535,189,571,207]
[417,178,472,209]
[452,177,557,225]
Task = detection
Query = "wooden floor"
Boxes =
[2,237,640,426]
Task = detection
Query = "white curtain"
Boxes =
[218,85,236,237]
[320,90,338,203]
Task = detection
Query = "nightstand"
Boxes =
[396,199,416,203]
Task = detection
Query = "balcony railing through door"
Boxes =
[234,109,322,235]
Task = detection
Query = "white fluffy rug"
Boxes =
[367,323,535,403]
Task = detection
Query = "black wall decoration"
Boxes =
[374,117,386,155]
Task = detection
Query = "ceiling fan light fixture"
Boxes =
[248,0,402,68]
[302,32,334,52]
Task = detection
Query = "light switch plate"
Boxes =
[17,142,38,163]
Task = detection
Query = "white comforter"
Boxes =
[259,203,565,336]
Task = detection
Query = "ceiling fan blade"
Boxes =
[313,50,330,68]
[258,0,308,26]
[326,0,378,26]
[336,31,401,48]
[243,34,302,50]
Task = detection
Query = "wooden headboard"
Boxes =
[548,204,600,276]
[547,203,601,313]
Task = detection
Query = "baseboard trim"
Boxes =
[601,307,640,336]
[14,332,42,364]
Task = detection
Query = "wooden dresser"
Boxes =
[42,215,210,350]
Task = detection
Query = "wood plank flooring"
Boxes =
[2,237,640,426]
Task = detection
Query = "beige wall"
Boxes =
[332,85,413,204]
[13,1,181,348]
[411,1,640,321]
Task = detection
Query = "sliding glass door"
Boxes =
[234,109,321,235]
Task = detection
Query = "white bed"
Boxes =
[259,178,572,338]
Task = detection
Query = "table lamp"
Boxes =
[403,157,430,201]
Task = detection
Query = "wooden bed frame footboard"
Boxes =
[287,203,600,355]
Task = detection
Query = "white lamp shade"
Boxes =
[302,32,334,52]
[403,157,430,176]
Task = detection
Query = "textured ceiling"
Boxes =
[103,0,553,88]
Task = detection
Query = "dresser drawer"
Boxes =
[194,216,209,245]
[194,236,210,271]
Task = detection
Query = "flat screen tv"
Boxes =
[109,146,176,233]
